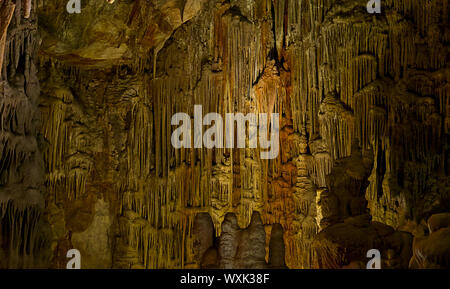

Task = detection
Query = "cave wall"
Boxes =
[0,0,49,268]
[0,0,448,269]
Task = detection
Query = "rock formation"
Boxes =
[0,0,448,269]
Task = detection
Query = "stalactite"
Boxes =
[318,94,354,160]
[40,87,92,202]
[0,0,15,79]
[0,200,42,268]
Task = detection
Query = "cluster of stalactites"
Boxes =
[0,0,43,269]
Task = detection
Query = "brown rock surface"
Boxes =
[0,0,449,269]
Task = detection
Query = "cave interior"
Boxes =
[0,0,449,269]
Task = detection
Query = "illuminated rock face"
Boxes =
[0,0,449,269]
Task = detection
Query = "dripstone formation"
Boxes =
[0,0,449,269]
